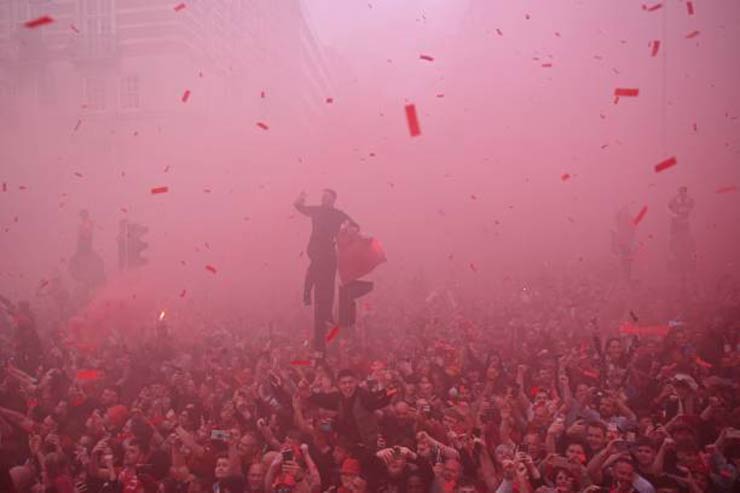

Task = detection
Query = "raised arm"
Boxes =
[294,191,311,216]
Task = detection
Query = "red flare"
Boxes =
[650,40,661,56]
[685,30,700,39]
[325,325,340,343]
[174,3,186,12]
[716,186,737,194]
[150,186,169,194]
[24,16,54,28]
[205,265,217,274]
[654,156,677,173]
[256,122,269,130]
[404,103,421,137]
[419,54,434,62]
[614,88,639,97]
[76,369,102,381]
[633,206,648,226]
[181,90,190,102]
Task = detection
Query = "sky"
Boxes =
[1,0,739,329]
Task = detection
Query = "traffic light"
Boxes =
[337,280,373,327]
[117,220,148,270]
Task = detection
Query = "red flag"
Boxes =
[404,103,421,137]
[614,88,639,97]
[326,325,340,343]
[290,360,312,366]
[650,40,661,56]
[686,2,694,15]
[181,90,190,102]
[174,3,186,12]
[685,30,700,39]
[716,186,737,194]
[633,205,648,226]
[419,54,434,62]
[256,122,269,130]
[654,156,677,173]
[24,16,54,28]
[150,186,169,194]
[205,264,217,274]
[76,369,102,381]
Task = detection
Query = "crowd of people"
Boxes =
[0,274,738,493]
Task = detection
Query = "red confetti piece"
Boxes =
[174,3,186,12]
[633,205,648,226]
[2,183,6,192]
[325,97,334,103]
[650,40,661,56]
[404,103,421,137]
[179,289,187,297]
[151,186,169,194]
[74,120,82,131]
[470,194,477,200]
[205,264,217,274]
[654,156,677,173]
[76,369,102,381]
[685,30,700,39]
[181,90,190,102]
[24,16,54,28]
[561,173,571,181]
[70,24,80,33]
[436,93,445,98]
[74,172,83,178]
[686,1,694,15]
[256,122,269,130]
[642,3,663,12]
[326,325,340,343]
[120,208,128,213]
[19,185,27,190]
[39,279,49,289]
[716,186,737,194]
[495,28,503,36]
[419,54,434,62]
[164,165,170,172]
[614,88,639,97]
[290,360,312,366]
[469,262,478,273]
[541,63,553,68]
[692,123,698,132]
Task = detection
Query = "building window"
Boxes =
[84,77,106,111]
[120,75,139,110]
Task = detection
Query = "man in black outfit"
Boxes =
[294,189,358,350]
